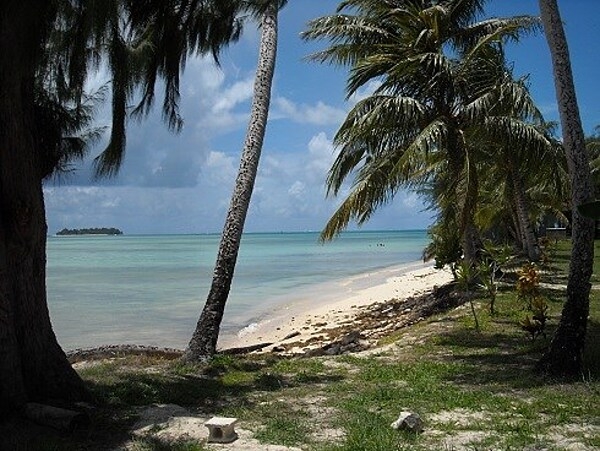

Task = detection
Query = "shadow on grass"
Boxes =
[4,356,345,451]
[584,319,600,376]
[433,318,600,391]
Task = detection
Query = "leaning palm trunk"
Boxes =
[509,165,541,261]
[184,4,278,362]
[537,0,595,376]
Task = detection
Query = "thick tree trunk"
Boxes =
[184,4,278,362]
[537,0,595,377]
[509,165,541,261]
[0,1,90,416]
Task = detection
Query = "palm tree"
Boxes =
[476,78,568,262]
[537,0,595,377]
[477,134,568,254]
[184,0,285,362]
[0,0,242,415]
[303,0,540,267]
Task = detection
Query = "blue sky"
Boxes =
[44,0,600,235]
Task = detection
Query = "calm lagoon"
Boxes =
[47,230,429,350]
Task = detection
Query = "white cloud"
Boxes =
[203,151,238,186]
[45,127,432,234]
[273,97,346,125]
[307,132,337,178]
[212,78,254,113]
[288,180,306,199]
[185,58,225,93]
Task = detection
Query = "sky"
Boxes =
[44,0,600,235]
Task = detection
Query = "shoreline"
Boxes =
[217,261,454,352]
[66,260,454,359]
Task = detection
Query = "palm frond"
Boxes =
[454,16,541,54]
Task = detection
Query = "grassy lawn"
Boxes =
[6,240,600,451]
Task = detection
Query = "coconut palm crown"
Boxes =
[303,0,543,265]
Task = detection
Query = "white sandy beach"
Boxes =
[218,262,454,351]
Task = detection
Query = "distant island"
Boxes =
[56,227,123,236]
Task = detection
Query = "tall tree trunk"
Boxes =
[461,155,482,267]
[509,164,541,262]
[184,4,279,362]
[537,0,595,377]
[447,128,481,268]
[0,1,90,416]
[509,205,525,252]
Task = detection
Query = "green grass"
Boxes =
[8,239,600,450]
[540,239,600,374]
[253,401,311,447]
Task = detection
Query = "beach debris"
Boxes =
[205,416,239,443]
[67,344,183,363]
[221,342,273,355]
[305,330,366,356]
[305,347,325,356]
[340,330,360,346]
[324,344,342,355]
[227,282,462,359]
[391,411,424,433]
[283,331,301,341]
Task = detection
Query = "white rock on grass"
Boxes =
[391,411,424,433]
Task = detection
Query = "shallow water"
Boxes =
[46,230,428,350]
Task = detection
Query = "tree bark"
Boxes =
[446,128,481,268]
[183,3,279,361]
[461,156,482,267]
[508,203,525,252]
[0,1,90,416]
[537,0,595,377]
[509,164,541,262]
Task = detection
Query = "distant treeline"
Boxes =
[56,227,123,236]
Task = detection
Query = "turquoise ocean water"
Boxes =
[47,230,429,350]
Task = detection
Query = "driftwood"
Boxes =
[282,331,301,341]
[22,403,89,432]
[220,342,274,355]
